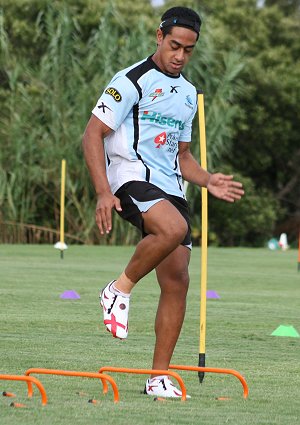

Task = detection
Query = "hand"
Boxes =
[95,193,122,235]
[207,173,244,203]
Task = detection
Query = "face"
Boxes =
[153,26,198,76]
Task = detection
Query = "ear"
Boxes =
[156,28,163,46]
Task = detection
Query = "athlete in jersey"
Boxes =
[92,55,197,198]
[83,6,244,399]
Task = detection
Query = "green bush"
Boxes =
[206,172,281,247]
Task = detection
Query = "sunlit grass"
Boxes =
[0,245,299,424]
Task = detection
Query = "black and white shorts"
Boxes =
[114,181,192,248]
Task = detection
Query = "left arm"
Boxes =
[178,142,244,203]
[178,141,211,187]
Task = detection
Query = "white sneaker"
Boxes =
[100,280,130,339]
[144,375,191,399]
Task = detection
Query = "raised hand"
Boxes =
[207,173,244,203]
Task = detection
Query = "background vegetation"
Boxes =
[0,0,299,246]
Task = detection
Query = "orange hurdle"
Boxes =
[169,365,249,399]
[24,368,119,403]
[98,367,187,401]
[0,374,48,406]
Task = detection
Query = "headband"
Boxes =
[159,17,201,35]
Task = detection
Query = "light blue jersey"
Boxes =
[92,55,198,198]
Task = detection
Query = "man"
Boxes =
[82,6,244,398]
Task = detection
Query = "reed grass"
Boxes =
[0,1,245,244]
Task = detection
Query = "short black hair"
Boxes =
[160,7,201,40]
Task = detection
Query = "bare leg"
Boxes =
[151,245,190,377]
[114,200,188,293]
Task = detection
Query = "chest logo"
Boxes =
[141,111,184,131]
[185,95,194,109]
[170,86,180,93]
[154,132,167,148]
[149,89,164,101]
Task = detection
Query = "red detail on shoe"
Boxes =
[147,385,158,392]
[104,313,126,338]
[103,292,109,299]
[173,390,182,396]
[119,303,126,310]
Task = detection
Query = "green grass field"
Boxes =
[0,245,299,425]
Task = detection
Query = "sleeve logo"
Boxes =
[105,87,122,102]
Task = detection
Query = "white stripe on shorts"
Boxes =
[129,195,192,250]
[129,195,164,213]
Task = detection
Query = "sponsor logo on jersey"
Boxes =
[97,102,112,113]
[154,131,179,152]
[185,95,194,109]
[170,85,180,93]
[141,111,184,131]
[166,132,179,153]
[154,132,167,148]
[149,89,164,101]
[105,87,122,102]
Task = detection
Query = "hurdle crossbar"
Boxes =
[24,368,119,403]
[98,367,187,401]
[169,365,249,399]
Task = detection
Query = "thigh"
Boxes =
[155,245,191,293]
[145,196,192,248]
[114,181,168,232]
[142,198,187,237]
[115,181,188,239]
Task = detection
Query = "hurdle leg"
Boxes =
[0,374,48,406]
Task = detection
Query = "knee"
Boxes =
[160,270,190,297]
[174,270,190,295]
[163,215,188,245]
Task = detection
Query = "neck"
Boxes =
[151,52,180,77]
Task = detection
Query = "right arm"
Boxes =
[82,115,122,235]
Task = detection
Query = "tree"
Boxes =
[200,0,300,243]
[1,0,295,246]
[264,0,300,14]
